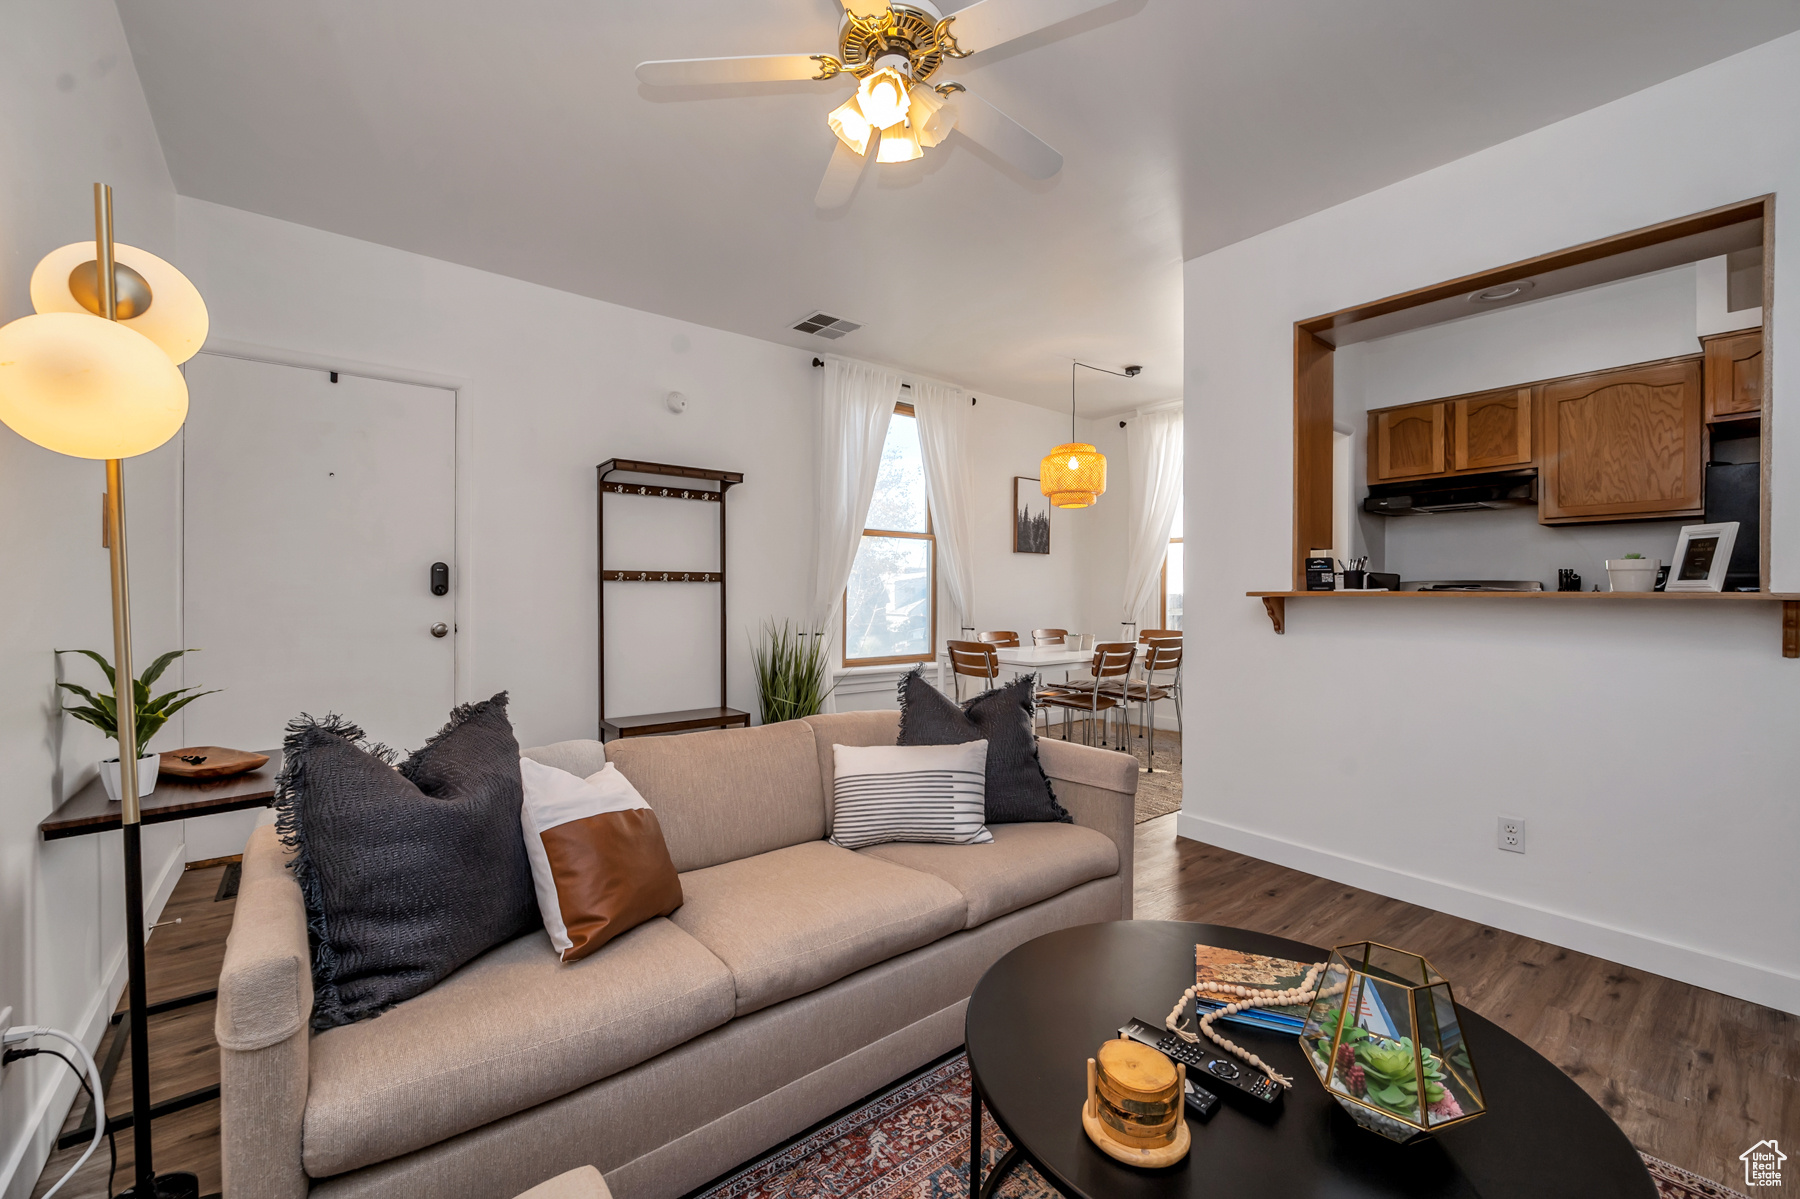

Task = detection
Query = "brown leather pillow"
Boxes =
[519,757,682,962]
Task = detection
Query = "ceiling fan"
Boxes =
[636,0,1117,207]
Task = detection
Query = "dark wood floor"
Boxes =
[31,863,232,1199]
[31,826,1798,1196]
[1135,814,1799,1189]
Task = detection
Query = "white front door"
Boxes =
[181,354,457,756]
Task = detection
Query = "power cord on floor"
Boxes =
[3,1045,117,1198]
[2,1025,107,1198]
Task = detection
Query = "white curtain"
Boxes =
[808,356,904,629]
[1122,408,1184,624]
[913,380,977,634]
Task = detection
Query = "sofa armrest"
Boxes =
[1037,738,1137,918]
[216,824,312,1199]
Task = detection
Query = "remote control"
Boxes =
[1116,1020,1221,1118]
[1119,1018,1282,1106]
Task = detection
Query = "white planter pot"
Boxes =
[1605,559,1660,592]
[100,754,160,803]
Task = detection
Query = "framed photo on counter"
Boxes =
[1666,522,1740,592]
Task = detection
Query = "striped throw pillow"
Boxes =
[828,741,994,850]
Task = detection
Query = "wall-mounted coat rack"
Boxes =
[597,458,748,740]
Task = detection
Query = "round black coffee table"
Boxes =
[966,921,1657,1199]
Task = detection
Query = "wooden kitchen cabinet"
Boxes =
[1454,387,1532,472]
[1369,400,1446,483]
[1538,356,1704,524]
[1704,328,1763,421]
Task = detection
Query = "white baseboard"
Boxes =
[0,841,186,1199]
[1175,811,1800,1016]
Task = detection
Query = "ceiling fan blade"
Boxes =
[815,136,873,209]
[949,90,1062,179]
[636,54,826,86]
[840,0,892,15]
[943,0,1117,55]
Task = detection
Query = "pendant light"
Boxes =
[1041,361,1140,509]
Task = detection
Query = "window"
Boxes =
[844,404,935,665]
[1160,497,1183,631]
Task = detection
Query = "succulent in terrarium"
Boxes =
[1299,944,1484,1142]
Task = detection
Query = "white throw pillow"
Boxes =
[828,741,993,850]
[518,757,682,962]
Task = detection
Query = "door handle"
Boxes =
[430,623,449,638]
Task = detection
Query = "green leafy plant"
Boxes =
[1622,552,1645,559]
[751,621,836,725]
[56,648,218,753]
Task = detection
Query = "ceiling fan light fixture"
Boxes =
[857,66,912,129]
[908,85,952,148]
[827,95,874,155]
[876,120,922,162]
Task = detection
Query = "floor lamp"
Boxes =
[0,185,208,1198]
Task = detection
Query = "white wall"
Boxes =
[1337,263,1709,585]
[0,6,190,1196]
[177,198,1120,743]
[1183,31,1800,1014]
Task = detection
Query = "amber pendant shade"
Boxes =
[1041,442,1106,508]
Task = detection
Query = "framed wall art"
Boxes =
[1014,477,1049,554]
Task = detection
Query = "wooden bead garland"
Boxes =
[1163,962,1346,1090]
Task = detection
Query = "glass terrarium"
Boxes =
[1299,942,1485,1143]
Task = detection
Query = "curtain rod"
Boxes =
[812,357,977,402]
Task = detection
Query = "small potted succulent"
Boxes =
[57,648,218,802]
[1604,553,1660,592]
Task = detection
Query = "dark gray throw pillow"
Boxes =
[896,668,1069,824]
[275,692,540,1029]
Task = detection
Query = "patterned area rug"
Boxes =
[1042,725,1182,824]
[690,1053,1745,1199]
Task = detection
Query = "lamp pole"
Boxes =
[94,182,198,1199]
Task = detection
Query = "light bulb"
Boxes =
[827,95,873,156]
[876,120,922,163]
[0,312,188,459]
[857,67,911,130]
[1068,457,1079,470]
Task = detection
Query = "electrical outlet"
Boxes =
[1497,818,1526,854]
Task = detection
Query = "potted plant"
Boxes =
[751,621,836,725]
[57,648,218,802]
[1604,553,1660,592]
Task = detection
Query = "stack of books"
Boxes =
[1193,945,1316,1035]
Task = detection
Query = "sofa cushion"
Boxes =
[669,841,966,1015]
[275,694,541,1030]
[604,721,826,872]
[897,670,1070,825]
[302,917,735,1177]
[860,822,1119,928]
[800,711,901,833]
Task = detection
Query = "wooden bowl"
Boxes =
[158,747,270,780]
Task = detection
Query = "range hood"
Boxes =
[1363,470,1537,517]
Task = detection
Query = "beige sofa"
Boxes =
[215,710,1137,1199]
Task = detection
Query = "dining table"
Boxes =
[935,642,1094,691]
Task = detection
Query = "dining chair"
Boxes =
[978,630,1021,647]
[945,640,1000,704]
[1103,638,1183,771]
[1039,642,1136,747]
[1031,628,1068,646]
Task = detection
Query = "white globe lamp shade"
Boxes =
[0,312,189,459]
[30,241,209,365]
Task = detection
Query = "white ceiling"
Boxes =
[115,1,1800,414]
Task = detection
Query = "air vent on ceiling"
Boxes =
[792,312,863,339]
